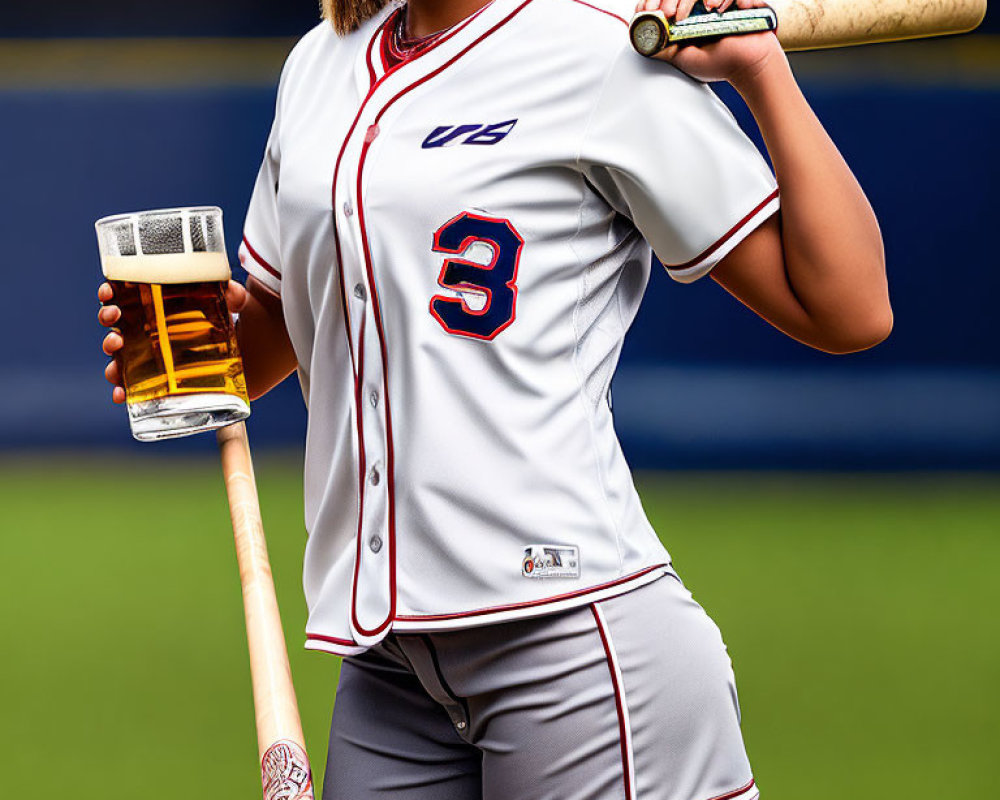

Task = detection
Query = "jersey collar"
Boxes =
[355,0,532,94]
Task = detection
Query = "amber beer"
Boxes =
[96,208,250,441]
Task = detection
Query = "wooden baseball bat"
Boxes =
[630,0,988,55]
[217,421,315,800]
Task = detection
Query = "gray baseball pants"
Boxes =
[323,573,759,800]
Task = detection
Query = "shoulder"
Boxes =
[527,0,710,106]
[283,21,336,76]
[518,0,633,55]
[543,0,634,29]
[270,22,335,109]
[278,12,388,88]
[521,0,672,78]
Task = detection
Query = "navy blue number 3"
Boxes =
[430,212,524,341]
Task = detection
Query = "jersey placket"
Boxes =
[332,5,490,647]
[336,102,395,645]
[334,0,534,645]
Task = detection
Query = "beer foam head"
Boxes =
[96,206,231,283]
[101,251,232,284]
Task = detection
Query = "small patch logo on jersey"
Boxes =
[522,545,580,579]
[422,119,518,149]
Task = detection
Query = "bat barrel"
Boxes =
[771,0,988,51]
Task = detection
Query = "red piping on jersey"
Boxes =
[394,565,667,622]
[666,188,779,272]
[707,780,757,800]
[241,235,280,280]
[306,633,362,648]
[379,30,392,73]
[592,604,634,800]
[331,1,528,640]
[567,0,627,25]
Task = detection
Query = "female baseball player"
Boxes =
[99,0,890,797]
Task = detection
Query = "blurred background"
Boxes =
[1,1,997,798]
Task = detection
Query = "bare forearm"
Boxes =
[732,53,891,346]
[236,277,297,400]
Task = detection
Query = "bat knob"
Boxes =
[630,11,669,57]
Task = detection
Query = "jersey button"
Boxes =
[365,124,380,144]
[369,389,379,408]
[353,283,366,301]
[370,466,381,487]
[343,200,354,218]
[369,535,383,554]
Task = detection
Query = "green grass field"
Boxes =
[1,456,997,799]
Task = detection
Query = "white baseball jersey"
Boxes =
[238,0,779,654]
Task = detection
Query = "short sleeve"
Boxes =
[238,120,283,294]
[578,50,779,283]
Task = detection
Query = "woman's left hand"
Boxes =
[636,0,785,88]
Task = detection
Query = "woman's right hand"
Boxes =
[97,280,249,405]
[97,283,127,405]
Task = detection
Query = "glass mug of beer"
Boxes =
[95,207,250,441]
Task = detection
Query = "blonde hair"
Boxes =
[322,0,393,35]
